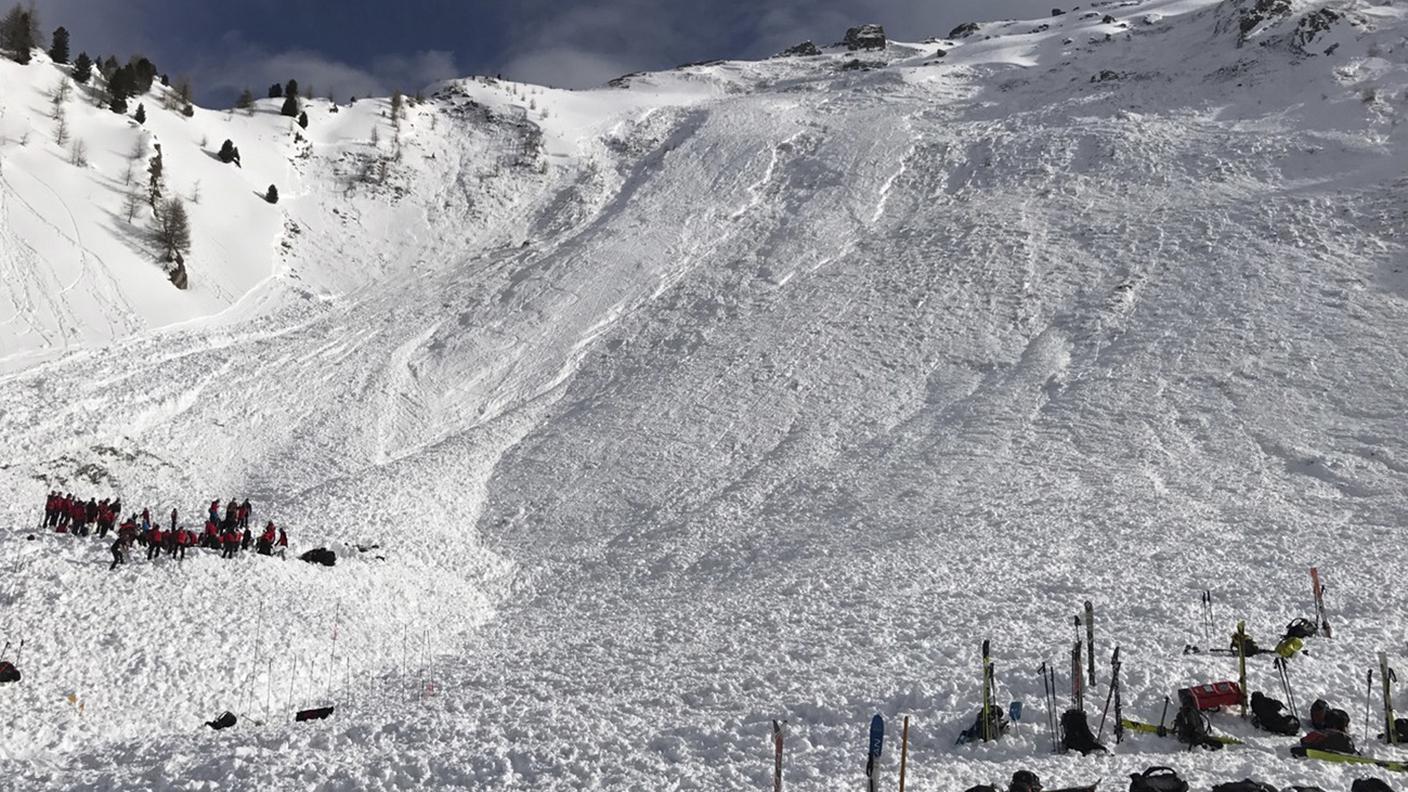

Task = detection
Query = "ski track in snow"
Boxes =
[2,0,1408,788]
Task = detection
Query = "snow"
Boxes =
[2,0,1408,788]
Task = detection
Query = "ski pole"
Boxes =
[0,641,9,663]
[898,715,910,792]
[772,719,784,792]
[1157,695,1171,737]
[1366,669,1374,741]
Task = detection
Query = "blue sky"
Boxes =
[27,0,1060,104]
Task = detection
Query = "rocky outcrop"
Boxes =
[778,41,822,57]
[844,24,887,51]
[949,22,981,39]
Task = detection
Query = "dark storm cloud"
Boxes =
[20,0,1060,101]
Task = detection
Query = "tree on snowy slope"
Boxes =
[107,65,132,113]
[48,25,67,63]
[134,103,146,124]
[280,93,300,117]
[0,5,35,64]
[128,56,158,94]
[153,196,190,262]
[268,82,282,99]
[146,143,164,210]
[71,51,91,83]
[236,88,254,111]
[285,79,299,98]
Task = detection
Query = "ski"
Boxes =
[1236,621,1248,718]
[772,719,784,792]
[1120,717,1243,745]
[866,714,885,792]
[1071,636,1084,711]
[1085,601,1096,688]
[1381,652,1397,745]
[1310,567,1331,638]
[981,640,993,742]
[1299,748,1408,772]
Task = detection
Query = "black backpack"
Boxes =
[0,662,19,684]
[1009,770,1043,792]
[205,711,237,730]
[1350,780,1393,792]
[1250,691,1301,736]
[1211,782,1276,792]
[1129,766,1188,792]
[1061,708,1107,755]
[1174,704,1223,750]
[1283,618,1318,640]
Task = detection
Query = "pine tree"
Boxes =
[146,143,164,210]
[0,5,34,64]
[265,184,279,204]
[268,83,282,99]
[134,103,146,124]
[284,79,298,98]
[47,25,67,63]
[390,90,404,123]
[101,55,117,78]
[236,88,254,110]
[218,139,237,163]
[280,93,299,117]
[297,111,308,129]
[153,196,191,262]
[108,65,132,113]
[129,56,157,94]
[71,51,91,83]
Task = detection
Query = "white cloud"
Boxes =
[499,48,638,89]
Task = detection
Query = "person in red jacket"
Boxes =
[277,527,288,559]
[174,528,190,560]
[238,499,252,528]
[203,520,219,549]
[118,517,138,544]
[221,528,240,559]
[147,527,164,560]
[257,522,276,555]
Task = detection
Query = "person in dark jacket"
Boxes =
[109,538,127,571]
[277,527,288,559]
[238,499,252,528]
[241,527,253,551]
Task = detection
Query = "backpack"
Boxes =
[1009,770,1043,792]
[958,706,1009,744]
[1129,766,1188,792]
[205,711,237,730]
[1060,709,1107,755]
[1295,729,1355,755]
[1211,782,1277,792]
[1250,691,1301,736]
[1310,699,1330,729]
[1284,618,1318,640]
[0,662,19,684]
[1174,704,1223,750]
[1350,780,1393,792]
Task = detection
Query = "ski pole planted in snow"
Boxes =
[898,716,910,792]
[772,719,784,792]
[1366,669,1375,742]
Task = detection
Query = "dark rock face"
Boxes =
[779,41,822,57]
[949,22,981,39]
[844,24,887,51]
[1051,8,1065,16]
[1293,9,1340,51]
[168,256,188,290]
[1239,0,1293,37]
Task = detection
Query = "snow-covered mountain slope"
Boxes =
[2,0,1408,788]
